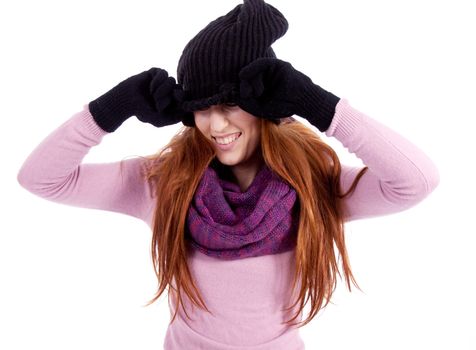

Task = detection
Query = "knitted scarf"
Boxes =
[186,160,299,260]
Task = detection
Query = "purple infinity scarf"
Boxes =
[186,160,299,260]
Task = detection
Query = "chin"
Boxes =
[216,153,243,166]
[216,154,242,167]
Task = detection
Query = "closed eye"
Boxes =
[223,102,239,111]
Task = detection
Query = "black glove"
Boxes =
[89,68,192,132]
[237,58,340,132]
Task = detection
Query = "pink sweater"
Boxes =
[17,98,440,349]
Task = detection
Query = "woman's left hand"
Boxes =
[237,57,340,132]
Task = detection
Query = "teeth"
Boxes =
[215,133,241,145]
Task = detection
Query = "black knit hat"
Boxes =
[177,0,288,126]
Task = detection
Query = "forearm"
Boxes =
[17,105,155,222]
[17,105,107,193]
[326,99,440,219]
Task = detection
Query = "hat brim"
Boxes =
[181,88,237,113]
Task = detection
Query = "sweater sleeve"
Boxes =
[17,105,156,224]
[324,98,440,222]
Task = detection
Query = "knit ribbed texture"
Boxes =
[177,0,289,125]
[89,82,136,133]
[80,104,111,138]
[186,160,299,260]
[297,84,340,132]
[324,98,363,139]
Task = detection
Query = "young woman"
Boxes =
[17,0,440,349]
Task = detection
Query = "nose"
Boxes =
[209,107,229,132]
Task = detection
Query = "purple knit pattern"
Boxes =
[186,163,299,260]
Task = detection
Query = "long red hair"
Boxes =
[139,117,368,328]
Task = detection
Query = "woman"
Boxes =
[17,0,440,349]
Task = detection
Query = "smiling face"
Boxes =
[194,103,263,171]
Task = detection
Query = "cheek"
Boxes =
[245,128,261,152]
[194,115,209,135]
[250,122,261,146]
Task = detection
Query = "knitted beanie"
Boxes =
[177,0,289,126]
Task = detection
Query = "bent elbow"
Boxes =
[405,156,441,203]
[420,161,441,198]
[380,165,440,206]
[17,164,47,195]
[17,165,33,191]
[429,166,440,192]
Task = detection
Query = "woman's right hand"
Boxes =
[89,67,192,132]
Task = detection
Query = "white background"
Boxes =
[1,0,474,349]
